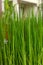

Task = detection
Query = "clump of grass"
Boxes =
[24,10,43,65]
[0,1,43,65]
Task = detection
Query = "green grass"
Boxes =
[0,1,43,65]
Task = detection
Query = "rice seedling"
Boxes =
[30,14,35,65]
[24,13,33,65]
[37,11,43,65]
